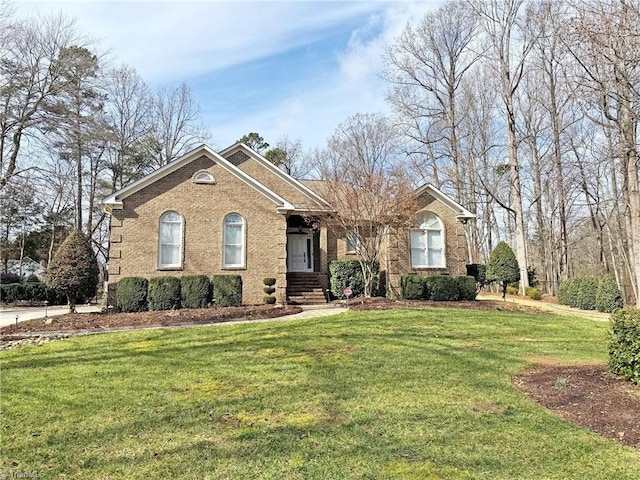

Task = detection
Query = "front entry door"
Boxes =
[288,235,313,272]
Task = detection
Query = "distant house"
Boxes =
[102,143,475,304]
[6,257,46,280]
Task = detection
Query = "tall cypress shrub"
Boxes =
[46,229,99,312]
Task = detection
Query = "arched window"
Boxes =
[410,213,445,268]
[159,211,183,268]
[193,171,215,184]
[223,213,245,268]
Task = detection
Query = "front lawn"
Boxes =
[2,308,639,479]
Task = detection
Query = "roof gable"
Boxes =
[102,144,294,211]
[218,143,332,212]
[415,184,476,220]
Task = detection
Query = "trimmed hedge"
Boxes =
[117,277,148,312]
[180,275,212,309]
[424,275,459,301]
[596,274,624,313]
[263,296,277,304]
[456,276,477,301]
[0,282,66,305]
[212,275,243,307]
[576,277,597,310]
[263,278,277,286]
[609,309,640,385]
[148,276,181,311]
[0,272,22,284]
[329,260,379,298]
[400,274,425,300]
[558,277,580,307]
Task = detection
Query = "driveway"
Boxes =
[0,305,101,328]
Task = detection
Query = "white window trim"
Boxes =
[193,170,215,184]
[223,213,246,269]
[158,211,184,269]
[345,230,359,254]
[411,213,446,269]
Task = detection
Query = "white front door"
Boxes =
[288,235,313,272]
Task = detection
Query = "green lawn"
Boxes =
[2,308,639,479]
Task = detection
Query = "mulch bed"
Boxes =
[347,296,543,313]
[0,304,302,338]
[514,364,640,449]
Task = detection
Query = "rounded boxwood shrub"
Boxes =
[180,275,212,309]
[400,274,425,300]
[263,286,276,295]
[212,275,242,307]
[525,286,542,300]
[609,309,640,386]
[263,278,277,287]
[576,277,597,310]
[596,274,624,313]
[148,276,181,311]
[263,296,277,304]
[117,277,148,312]
[424,275,459,301]
[456,276,477,301]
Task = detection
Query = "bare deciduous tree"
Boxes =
[316,113,418,297]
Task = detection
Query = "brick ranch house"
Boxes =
[102,143,475,305]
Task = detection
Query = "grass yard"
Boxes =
[1,308,639,479]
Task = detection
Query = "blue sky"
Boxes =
[17,1,441,150]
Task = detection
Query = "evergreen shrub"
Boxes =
[596,274,624,313]
[424,275,459,301]
[180,275,212,309]
[116,277,148,312]
[263,278,277,286]
[263,286,276,295]
[456,276,477,301]
[212,275,243,307]
[148,276,181,311]
[0,273,21,284]
[400,274,425,300]
[329,260,379,298]
[525,286,542,300]
[609,309,640,386]
[557,278,579,307]
[486,242,520,299]
[46,229,99,310]
[263,296,277,305]
[576,277,597,310]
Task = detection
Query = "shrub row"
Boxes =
[558,275,623,312]
[0,281,67,305]
[116,275,241,313]
[329,260,379,298]
[400,274,477,301]
[609,309,640,386]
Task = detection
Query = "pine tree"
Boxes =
[46,229,99,312]
[486,242,520,300]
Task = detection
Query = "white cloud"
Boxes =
[15,1,441,151]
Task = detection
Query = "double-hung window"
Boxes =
[410,213,445,268]
[223,213,245,268]
[159,211,183,268]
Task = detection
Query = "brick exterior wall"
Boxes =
[107,155,288,305]
[327,193,469,298]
